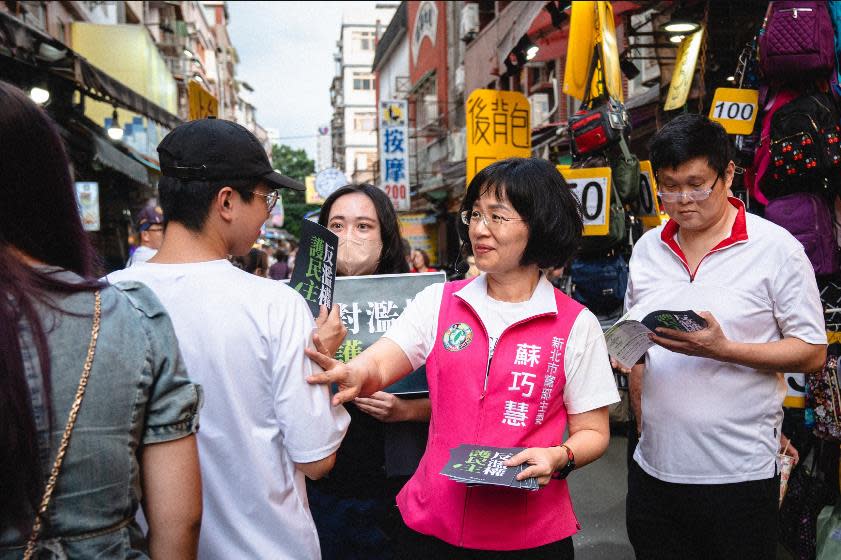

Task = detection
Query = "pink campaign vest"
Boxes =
[396,278,585,550]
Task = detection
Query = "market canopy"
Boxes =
[0,10,182,130]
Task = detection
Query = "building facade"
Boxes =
[330,3,397,184]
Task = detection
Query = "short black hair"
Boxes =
[318,184,410,275]
[157,177,258,232]
[458,158,583,269]
[649,113,734,177]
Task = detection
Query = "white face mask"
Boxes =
[337,231,382,276]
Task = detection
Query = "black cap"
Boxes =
[157,118,304,191]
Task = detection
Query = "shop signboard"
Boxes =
[637,160,664,228]
[188,80,219,121]
[563,1,623,102]
[74,182,100,232]
[305,175,325,205]
[379,99,411,211]
[399,212,438,266]
[708,88,759,136]
[466,89,531,185]
[664,28,705,111]
[558,167,613,237]
[333,271,445,395]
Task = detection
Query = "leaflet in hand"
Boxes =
[605,308,708,368]
[440,444,539,491]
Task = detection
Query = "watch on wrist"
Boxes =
[552,444,575,480]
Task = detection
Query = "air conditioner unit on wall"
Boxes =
[461,4,479,42]
[529,93,550,128]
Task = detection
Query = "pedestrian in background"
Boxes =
[410,249,436,273]
[309,183,428,560]
[269,247,290,279]
[0,80,202,559]
[126,205,164,267]
[108,117,349,560]
[307,158,619,558]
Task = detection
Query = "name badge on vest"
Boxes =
[442,323,473,352]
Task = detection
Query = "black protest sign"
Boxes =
[290,219,339,317]
[333,271,445,395]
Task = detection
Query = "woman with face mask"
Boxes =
[308,184,429,560]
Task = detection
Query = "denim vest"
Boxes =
[0,270,201,559]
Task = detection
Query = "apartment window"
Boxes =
[353,72,374,91]
[415,74,439,130]
[353,112,376,132]
[353,30,376,51]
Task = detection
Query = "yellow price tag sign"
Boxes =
[708,88,759,135]
[558,166,613,236]
[637,160,664,228]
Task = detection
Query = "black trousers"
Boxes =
[395,521,574,560]
[626,459,778,560]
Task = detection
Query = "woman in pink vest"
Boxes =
[307,158,619,558]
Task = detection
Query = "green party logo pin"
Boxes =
[442,323,473,352]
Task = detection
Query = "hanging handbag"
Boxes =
[569,45,629,158]
[23,291,102,560]
[779,441,838,560]
[610,136,641,204]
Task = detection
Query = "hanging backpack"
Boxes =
[761,92,841,199]
[748,89,799,206]
[609,136,641,204]
[764,191,840,276]
[759,1,835,81]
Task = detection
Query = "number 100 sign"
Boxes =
[558,167,613,237]
[708,87,759,136]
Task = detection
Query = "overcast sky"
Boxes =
[227,1,382,160]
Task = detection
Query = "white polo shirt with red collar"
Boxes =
[626,197,826,484]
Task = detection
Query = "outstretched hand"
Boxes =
[648,311,731,361]
[306,333,363,406]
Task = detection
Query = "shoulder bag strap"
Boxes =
[23,290,102,560]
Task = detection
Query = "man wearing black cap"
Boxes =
[108,118,350,559]
[126,204,164,266]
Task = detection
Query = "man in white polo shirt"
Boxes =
[624,114,827,559]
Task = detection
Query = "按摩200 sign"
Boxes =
[379,99,410,211]
[466,89,531,185]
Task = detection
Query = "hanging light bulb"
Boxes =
[526,45,539,61]
[107,109,124,141]
[29,86,50,105]
[669,34,686,44]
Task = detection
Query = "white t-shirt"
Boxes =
[384,273,619,415]
[626,205,826,484]
[107,259,350,560]
[126,245,156,267]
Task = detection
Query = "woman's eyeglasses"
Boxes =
[460,210,524,228]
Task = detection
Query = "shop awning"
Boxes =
[0,10,181,129]
[91,135,148,185]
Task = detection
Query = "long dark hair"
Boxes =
[0,81,101,525]
[318,184,409,275]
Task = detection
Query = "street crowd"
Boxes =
[1,77,827,560]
